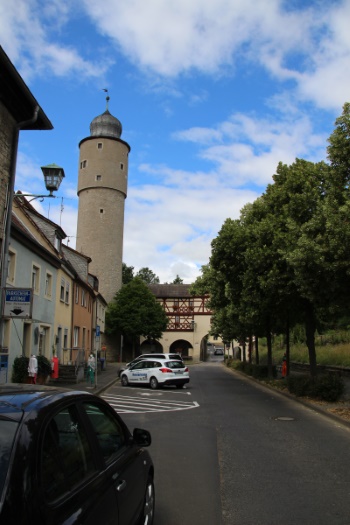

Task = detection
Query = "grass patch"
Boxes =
[227,340,348,402]
[257,343,350,368]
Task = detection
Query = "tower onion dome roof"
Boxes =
[89,109,122,139]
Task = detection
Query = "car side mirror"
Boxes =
[133,428,152,447]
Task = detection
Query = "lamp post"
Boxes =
[191,319,195,360]
[0,164,65,349]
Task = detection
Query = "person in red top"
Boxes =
[51,356,59,379]
[282,354,287,378]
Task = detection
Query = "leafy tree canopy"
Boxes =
[106,277,168,341]
[327,102,350,191]
[122,263,134,284]
[135,267,160,284]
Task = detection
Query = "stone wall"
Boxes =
[0,102,15,244]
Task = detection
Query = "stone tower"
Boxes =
[76,97,130,303]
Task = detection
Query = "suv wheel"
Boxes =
[121,375,129,387]
[149,377,158,390]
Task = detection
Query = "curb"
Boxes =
[95,376,120,395]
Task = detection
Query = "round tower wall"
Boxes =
[76,135,129,303]
[78,137,129,197]
[76,187,125,302]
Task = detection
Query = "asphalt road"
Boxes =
[104,360,350,525]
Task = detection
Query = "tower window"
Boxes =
[120,163,124,170]
[97,143,103,149]
[96,175,102,181]
[100,209,104,214]
[80,160,87,169]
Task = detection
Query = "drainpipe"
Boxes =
[0,106,40,348]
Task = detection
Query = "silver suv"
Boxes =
[118,353,183,377]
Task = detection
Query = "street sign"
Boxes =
[4,288,32,319]
[96,325,100,337]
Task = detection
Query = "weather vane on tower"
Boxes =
[102,88,110,110]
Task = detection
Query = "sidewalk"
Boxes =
[53,362,121,395]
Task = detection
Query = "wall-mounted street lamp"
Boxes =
[15,164,65,200]
[40,163,65,196]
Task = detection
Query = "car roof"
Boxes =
[136,353,182,358]
[0,384,92,413]
[133,358,185,364]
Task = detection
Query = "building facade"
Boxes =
[4,202,62,376]
[0,194,107,383]
[0,46,52,376]
[140,284,213,362]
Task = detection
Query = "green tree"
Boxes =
[106,277,168,357]
[261,159,331,377]
[190,264,212,296]
[206,159,333,377]
[172,275,183,284]
[327,102,350,194]
[122,263,134,284]
[135,267,160,284]
[196,104,350,378]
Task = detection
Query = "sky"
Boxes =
[1,0,350,284]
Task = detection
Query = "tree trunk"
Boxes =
[285,317,290,377]
[304,301,317,378]
[248,335,253,364]
[255,337,259,365]
[266,325,273,378]
[132,337,136,360]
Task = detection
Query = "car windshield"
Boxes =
[163,361,185,369]
[0,418,19,497]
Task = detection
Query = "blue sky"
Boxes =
[1,0,349,283]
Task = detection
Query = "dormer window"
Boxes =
[54,236,61,251]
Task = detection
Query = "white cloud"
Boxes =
[82,0,315,77]
[15,152,46,193]
[123,179,258,283]
[173,111,327,187]
[2,0,349,110]
[0,0,110,81]
[122,103,331,283]
[80,0,350,111]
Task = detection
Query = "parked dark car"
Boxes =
[0,384,154,525]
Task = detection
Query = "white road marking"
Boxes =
[102,393,200,414]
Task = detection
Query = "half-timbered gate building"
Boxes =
[142,284,212,362]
